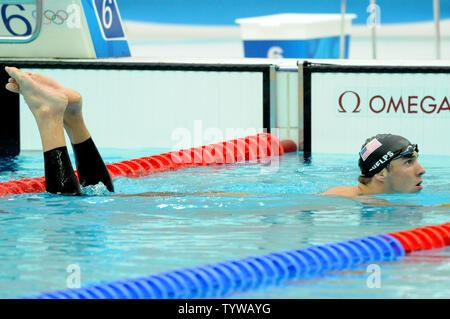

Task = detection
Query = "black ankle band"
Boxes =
[44,146,81,195]
[72,138,114,192]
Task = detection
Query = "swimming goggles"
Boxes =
[392,144,418,161]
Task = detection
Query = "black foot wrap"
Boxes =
[72,138,114,192]
[44,147,81,195]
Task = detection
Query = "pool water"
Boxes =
[0,149,449,299]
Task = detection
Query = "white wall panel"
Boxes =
[310,72,450,156]
[20,68,264,151]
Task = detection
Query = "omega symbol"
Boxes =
[338,90,361,113]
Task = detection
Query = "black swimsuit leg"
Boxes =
[44,146,81,195]
[71,138,114,192]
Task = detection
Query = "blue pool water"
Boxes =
[0,149,449,298]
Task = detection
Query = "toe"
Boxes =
[5,67,30,86]
[6,83,20,93]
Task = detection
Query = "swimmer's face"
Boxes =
[383,151,426,193]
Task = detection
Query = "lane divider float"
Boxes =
[26,222,450,299]
[0,133,286,197]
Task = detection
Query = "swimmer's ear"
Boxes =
[373,168,389,183]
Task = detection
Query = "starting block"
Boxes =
[0,0,130,58]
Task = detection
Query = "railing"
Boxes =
[339,0,442,60]
[0,0,42,43]
[434,0,441,59]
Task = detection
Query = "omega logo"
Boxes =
[337,91,450,114]
[338,90,361,113]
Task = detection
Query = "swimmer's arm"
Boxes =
[322,194,450,209]
[346,197,450,208]
[329,195,423,207]
[346,195,393,206]
[320,188,418,207]
[320,193,396,206]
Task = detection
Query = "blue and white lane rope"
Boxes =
[26,233,405,299]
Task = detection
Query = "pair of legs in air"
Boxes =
[5,66,113,195]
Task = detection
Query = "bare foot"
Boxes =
[5,69,82,126]
[5,67,68,123]
[4,66,68,151]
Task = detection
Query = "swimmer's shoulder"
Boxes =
[319,186,362,197]
[318,186,390,205]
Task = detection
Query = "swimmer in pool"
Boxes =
[321,134,426,199]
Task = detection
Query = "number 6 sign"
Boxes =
[92,0,125,40]
[0,0,130,58]
[82,0,130,57]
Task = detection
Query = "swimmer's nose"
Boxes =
[417,161,426,176]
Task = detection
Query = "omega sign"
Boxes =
[338,91,450,114]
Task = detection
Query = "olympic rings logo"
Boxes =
[32,9,70,25]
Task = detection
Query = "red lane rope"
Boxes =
[0,133,284,196]
[388,223,450,253]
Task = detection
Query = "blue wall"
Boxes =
[116,0,450,25]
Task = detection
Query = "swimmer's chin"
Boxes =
[410,184,424,193]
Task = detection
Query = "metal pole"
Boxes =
[340,0,346,59]
[433,0,441,59]
[370,0,377,59]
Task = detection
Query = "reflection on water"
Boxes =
[0,156,18,173]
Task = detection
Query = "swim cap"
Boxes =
[358,134,418,177]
